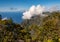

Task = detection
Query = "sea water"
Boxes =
[0,12,23,23]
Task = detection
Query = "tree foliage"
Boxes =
[0,12,60,42]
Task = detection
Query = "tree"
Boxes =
[0,15,2,20]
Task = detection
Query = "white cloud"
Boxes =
[22,5,47,19]
[2,17,8,21]
[22,11,32,19]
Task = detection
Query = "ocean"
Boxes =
[0,12,23,23]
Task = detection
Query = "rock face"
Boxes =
[18,40,24,42]
[21,15,43,27]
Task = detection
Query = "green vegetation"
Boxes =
[0,11,60,42]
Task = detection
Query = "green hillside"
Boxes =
[0,11,60,42]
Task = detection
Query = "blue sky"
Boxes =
[0,0,60,11]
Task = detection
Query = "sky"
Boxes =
[0,0,60,12]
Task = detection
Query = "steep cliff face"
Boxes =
[21,12,60,27]
[21,15,42,26]
[0,11,60,42]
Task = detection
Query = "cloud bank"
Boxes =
[48,5,60,12]
[22,5,47,19]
